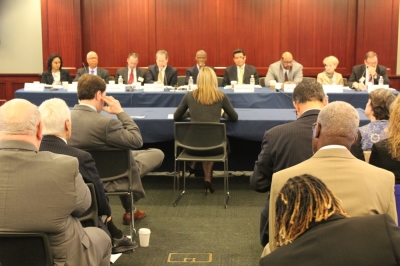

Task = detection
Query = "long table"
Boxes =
[15,88,372,109]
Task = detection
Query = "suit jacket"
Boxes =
[222,64,259,86]
[370,138,400,184]
[185,65,215,84]
[68,104,146,200]
[316,71,344,85]
[74,67,110,83]
[260,213,400,266]
[268,148,397,251]
[115,67,147,85]
[41,69,72,84]
[265,60,303,85]
[348,64,390,88]
[145,64,178,86]
[0,140,110,265]
[40,135,111,216]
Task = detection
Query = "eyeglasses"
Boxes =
[281,60,293,65]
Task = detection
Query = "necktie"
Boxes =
[128,69,134,84]
[91,70,94,75]
[369,74,373,82]
[158,69,163,83]
[284,71,289,82]
[238,67,244,84]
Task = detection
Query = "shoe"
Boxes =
[112,235,138,254]
[204,181,214,194]
[122,210,147,225]
[186,163,196,176]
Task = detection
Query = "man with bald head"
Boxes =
[265,101,397,254]
[75,51,110,83]
[185,50,214,84]
[0,99,111,265]
[265,52,303,86]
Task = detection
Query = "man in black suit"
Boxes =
[222,49,259,86]
[145,50,178,86]
[348,51,390,90]
[38,98,136,254]
[185,50,212,84]
[74,51,110,83]
[115,53,147,85]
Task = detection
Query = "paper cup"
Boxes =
[269,80,276,90]
[139,228,151,247]
[109,80,115,85]
[231,80,237,89]
[62,81,69,90]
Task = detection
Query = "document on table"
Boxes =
[168,114,174,119]
[130,116,146,119]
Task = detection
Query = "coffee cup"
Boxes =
[231,81,237,89]
[139,228,151,247]
[270,80,276,90]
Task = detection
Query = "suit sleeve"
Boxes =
[103,69,110,84]
[170,68,178,86]
[174,93,190,120]
[369,143,384,167]
[71,159,91,216]
[222,69,230,87]
[253,67,260,85]
[293,64,303,84]
[378,66,390,85]
[41,72,52,85]
[105,112,143,149]
[348,66,358,87]
[145,67,156,83]
[222,96,238,121]
[383,214,400,259]
[250,131,273,193]
[74,69,83,81]
[350,130,365,161]
[265,66,276,86]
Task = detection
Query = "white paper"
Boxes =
[130,116,146,119]
[168,114,174,119]
[368,84,389,93]
[323,85,344,93]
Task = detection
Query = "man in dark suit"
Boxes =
[145,50,178,86]
[185,50,213,84]
[222,49,259,86]
[74,51,110,83]
[115,52,147,85]
[39,98,136,254]
[348,51,390,90]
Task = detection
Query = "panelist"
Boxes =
[41,53,72,85]
[185,50,213,84]
[316,56,344,85]
[74,51,110,83]
[115,52,146,85]
[222,49,259,86]
[265,52,303,85]
[145,50,178,86]
[348,51,390,91]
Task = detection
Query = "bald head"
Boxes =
[281,52,294,70]
[195,50,207,67]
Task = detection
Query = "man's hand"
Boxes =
[284,81,292,84]
[102,96,124,114]
[367,65,377,76]
[352,82,366,91]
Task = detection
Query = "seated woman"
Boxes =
[174,67,238,193]
[370,95,400,183]
[316,56,344,85]
[359,88,395,150]
[41,53,72,85]
[260,174,400,266]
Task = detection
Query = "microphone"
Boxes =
[275,87,293,100]
[82,62,87,73]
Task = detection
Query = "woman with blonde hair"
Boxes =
[174,67,238,193]
[317,56,344,85]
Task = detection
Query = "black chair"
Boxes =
[78,183,99,227]
[259,77,266,87]
[177,75,186,86]
[0,231,53,266]
[173,122,230,208]
[85,148,135,240]
[217,77,223,87]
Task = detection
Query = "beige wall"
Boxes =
[0,0,43,73]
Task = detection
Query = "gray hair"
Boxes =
[38,98,71,136]
[318,101,359,142]
[0,99,41,135]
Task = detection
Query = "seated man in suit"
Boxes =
[145,50,178,86]
[68,74,164,224]
[185,50,213,84]
[266,101,397,253]
[0,99,111,265]
[222,49,259,86]
[265,52,303,86]
[260,174,400,265]
[74,51,110,83]
[348,51,390,91]
[39,98,136,254]
[115,52,146,86]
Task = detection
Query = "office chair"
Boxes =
[217,77,223,87]
[177,76,186,86]
[259,77,266,87]
[78,183,99,227]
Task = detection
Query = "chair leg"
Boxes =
[129,192,136,241]
[173,161,186,207]
[224,158,230,209]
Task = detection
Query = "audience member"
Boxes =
[68,74,164,224]
[75,51,110,83]
[0,99,111,265]
[359,88,395,150]
[222,49,259,86]
[145,50,178,86]
[185,50,214,84]
[265,52,303,86]
[316,56,344,85]
[115,52,146,85]
[348,51,390,91]
[39,98,136,254]
[260,174,400,266]
[41,53,72,85]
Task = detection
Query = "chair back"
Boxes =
[395,184,400,225]
[78,183,99,227]
[259,77,266,87]
[0,232,53,266]
[217,77,223,87]
[177,75,186,86]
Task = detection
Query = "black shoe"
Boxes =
[112,235,137,254]
[186,163,196,177]
[204,181,214,194]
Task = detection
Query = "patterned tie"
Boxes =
[128,69,134,84]
[284,71,289,82]
[238,67,244,84]
[91,70,94,75]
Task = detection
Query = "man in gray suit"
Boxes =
[0,99,111,265]
[68,74,164,224]
[222,49,259,86]
[115,52,147,85]
[265,52,303,86]
[74,51,110,83]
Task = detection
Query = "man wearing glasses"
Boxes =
[75,51,110,83]
[265,52,303,86]
[348,51,390,91]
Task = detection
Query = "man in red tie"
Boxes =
[115,53,147,86]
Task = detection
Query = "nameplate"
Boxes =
[143,84,165,92]
[234,84,254,93]
[368,85,389,93]
[283,83,296,93]
[106,84,126,92]
[323,85,343,93]
[24,83,45,91]
[67,84,78,92]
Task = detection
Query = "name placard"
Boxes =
[234,84,255,93]
[67,84,78,92]
[24,83,45,91]
[106,84,126,92]
[323,85,344,93]
[283,83,296,93]
[143,84,165,92]
[368,85,389,93]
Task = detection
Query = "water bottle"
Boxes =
[332,75,336,85]
[188,76,193,90]
[379,76,384,86]
[250,75,255,86]
[118,75,123,84]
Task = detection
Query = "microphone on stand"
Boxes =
[82,62,88,73]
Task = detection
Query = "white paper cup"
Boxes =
[62,81,68,90]
[139,228,151,247]
[136,83,141,90]
[231,80,237,88]
[109,80,115,85]
[72,81,78,85]
[269,80,276,90]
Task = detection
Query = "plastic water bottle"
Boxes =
[118,75,123,84]
[250,75,255,85]
[188,76,193,90]
[332,75,336,85]
[379,76,384,86]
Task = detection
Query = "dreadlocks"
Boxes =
[274,174,349,248]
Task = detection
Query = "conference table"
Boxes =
[15,87,373,109]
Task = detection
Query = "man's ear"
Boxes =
[95,90,102,100]
[314,123,321,138]
[352,131,359,145]
[36,121,43,141]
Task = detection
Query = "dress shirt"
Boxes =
[89,67,97,75]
